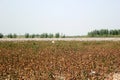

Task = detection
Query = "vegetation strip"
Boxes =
[0,38,120,41]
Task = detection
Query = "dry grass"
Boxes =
[0,41,120,80]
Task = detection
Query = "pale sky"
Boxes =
[0,0,120,36]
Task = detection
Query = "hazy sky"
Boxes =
[0,0,120,35]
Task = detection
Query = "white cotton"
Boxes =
[52,40,55,44]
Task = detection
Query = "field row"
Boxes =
[0,38,120,41]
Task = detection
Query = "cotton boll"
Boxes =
[52,40,55,44]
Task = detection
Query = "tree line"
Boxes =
[0,33,65,38]
[1,29,120,38]
[88,29,120,37]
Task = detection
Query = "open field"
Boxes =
[0,41,120,80]
[0,38,120,41]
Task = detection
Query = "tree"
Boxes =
[7,34,13,38]
[88,29,120,37]
[0,33,3,38]
[61,35,65,38]
[114,29,119,35]
[55,33,60,38]
[110,30,114,35]
[25,33,29,38]
[31,34,35,38]
[44,33,48,38]
[118,29,120,35]
[99,29,108,36]
[40,33,44,38]
[36,34,40,38]
[40,33,47,38]
[48,33,54,38]
[13,33,17,38]
[88,32,95,37]
[61,34,65,38]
